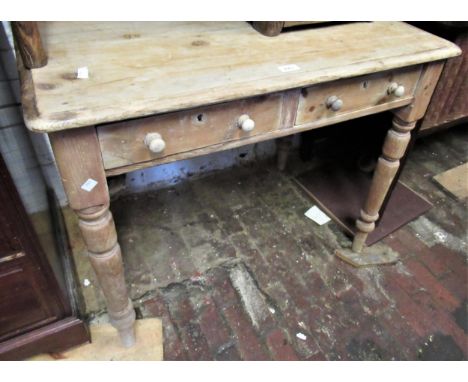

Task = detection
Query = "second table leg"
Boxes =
[336,116,417,266]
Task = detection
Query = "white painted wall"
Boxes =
[126,139,274,192]
[0,22,70,213]
[1,23,45,213]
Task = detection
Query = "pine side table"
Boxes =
[13,21,460,346]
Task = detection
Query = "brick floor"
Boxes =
[77,124,468,360]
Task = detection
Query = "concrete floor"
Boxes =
[69,124,467,360]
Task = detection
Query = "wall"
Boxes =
[0,22,51,213]
[124,139,291,193]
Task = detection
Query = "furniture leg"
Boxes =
[49,127,136,347]
[76,204,136,347]
[336,116,417,266]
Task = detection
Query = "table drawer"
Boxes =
[296,66,422,126]
[98,93,284,170]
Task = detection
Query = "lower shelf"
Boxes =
[295,163,432,246]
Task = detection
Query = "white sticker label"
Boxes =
[81,178,98,192]
[76,66,89,79]
[304,206,331,225]
[296,332,307,341]
[278,64,300,73]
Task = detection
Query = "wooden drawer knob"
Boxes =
[326,96,343,111]
[144,132,166,153]
[388,82,405,97]
[238,114,255,132]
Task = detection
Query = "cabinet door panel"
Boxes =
[0,154,66,341]
[0,257,58,341]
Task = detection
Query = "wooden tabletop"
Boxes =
[20,22,460,132]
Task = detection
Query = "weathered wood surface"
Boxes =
[49,128,136,347]
[99,65,422,173]
[11,22,47,69]
[393,61,445,123]
[49,127,109,211]
[98,93,283,170]
[296,66,421,126]
[102,97,415,177]
[20,22,460,132]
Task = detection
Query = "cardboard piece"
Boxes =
[29,318,163,361]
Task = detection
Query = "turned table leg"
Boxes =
[77,204,136,346]
[336,116,416,266]
[336,61,445,267]
[49,127,136,347]
[353,116,416,251]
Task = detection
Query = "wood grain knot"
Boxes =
[191,40,209,47]
[37,83,56,90]
[123,33,141,39]
[61,73,78,81]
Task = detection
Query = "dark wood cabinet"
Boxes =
[0,153,90,360]
[410,23,468,133]
[421,31,468,132]
[0,259,60,341]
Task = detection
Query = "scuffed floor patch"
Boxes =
[68,124,468,360]
[229,264,273,329]
[409,215,467,254]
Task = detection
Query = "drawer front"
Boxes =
[296,66,422,126]
[98,93,283,170]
